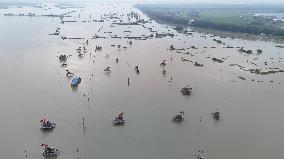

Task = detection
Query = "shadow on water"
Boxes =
[71,86,78,92]
[213,116,221,125]
[41,129,54,137]
[43,155,58,159]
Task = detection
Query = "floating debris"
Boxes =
[248,69,284,75]
[213,38,222,44]
[239,47,253,54]
[212,57,224,63]
[256,49,262,54]
[59,55,67,62]
[238,76,246,80]
[194,62,203,67]
[66,70,74,77]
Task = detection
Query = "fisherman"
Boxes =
[116,58,118,63]
[46,121,50,127]
[118,112,124,120]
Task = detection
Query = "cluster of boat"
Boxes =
[40,109,220,157]
[65,70,81,88]
[172,109,220,122]
[40,120,59,157]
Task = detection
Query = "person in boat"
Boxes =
[42,144,58,156]
[213,108,220,120]
[181,85,192,95]
[173,111,184,121]
[135,66,139,73]
[45,146,53,153]
[118,112,124,120]
[176,111,184,118]
[46,121,51,127]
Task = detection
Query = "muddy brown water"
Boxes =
[0,3,283,159]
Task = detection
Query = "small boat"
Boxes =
[42,145,59,157]
[195,155,205,159]
[58,55,67,62]
[162,69,166,75]
[113,117,125,125]
[113,112,125,126]
[160,60,166,66]
[181,85,192,95]
[212,110,220,120]
[104,67,111,74]
[71,76,81,87]
[40,119,56,130]
[172,111,184,122]
[135,66,140,74]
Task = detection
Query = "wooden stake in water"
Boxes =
[83,117,85,129]
[128,77,130,86]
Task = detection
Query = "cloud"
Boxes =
[0,0,282,4]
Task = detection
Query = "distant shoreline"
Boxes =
[191,27,284,44]
[135,4,284,43]
[140,12,284,43]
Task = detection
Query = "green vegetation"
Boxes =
[136,4,284,37]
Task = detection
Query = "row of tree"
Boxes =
[190,20,284,36]
[139,9,189,25]
[138,7,284,37]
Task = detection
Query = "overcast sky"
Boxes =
[0,0,283,4]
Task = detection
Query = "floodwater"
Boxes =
[0,3,283,159]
